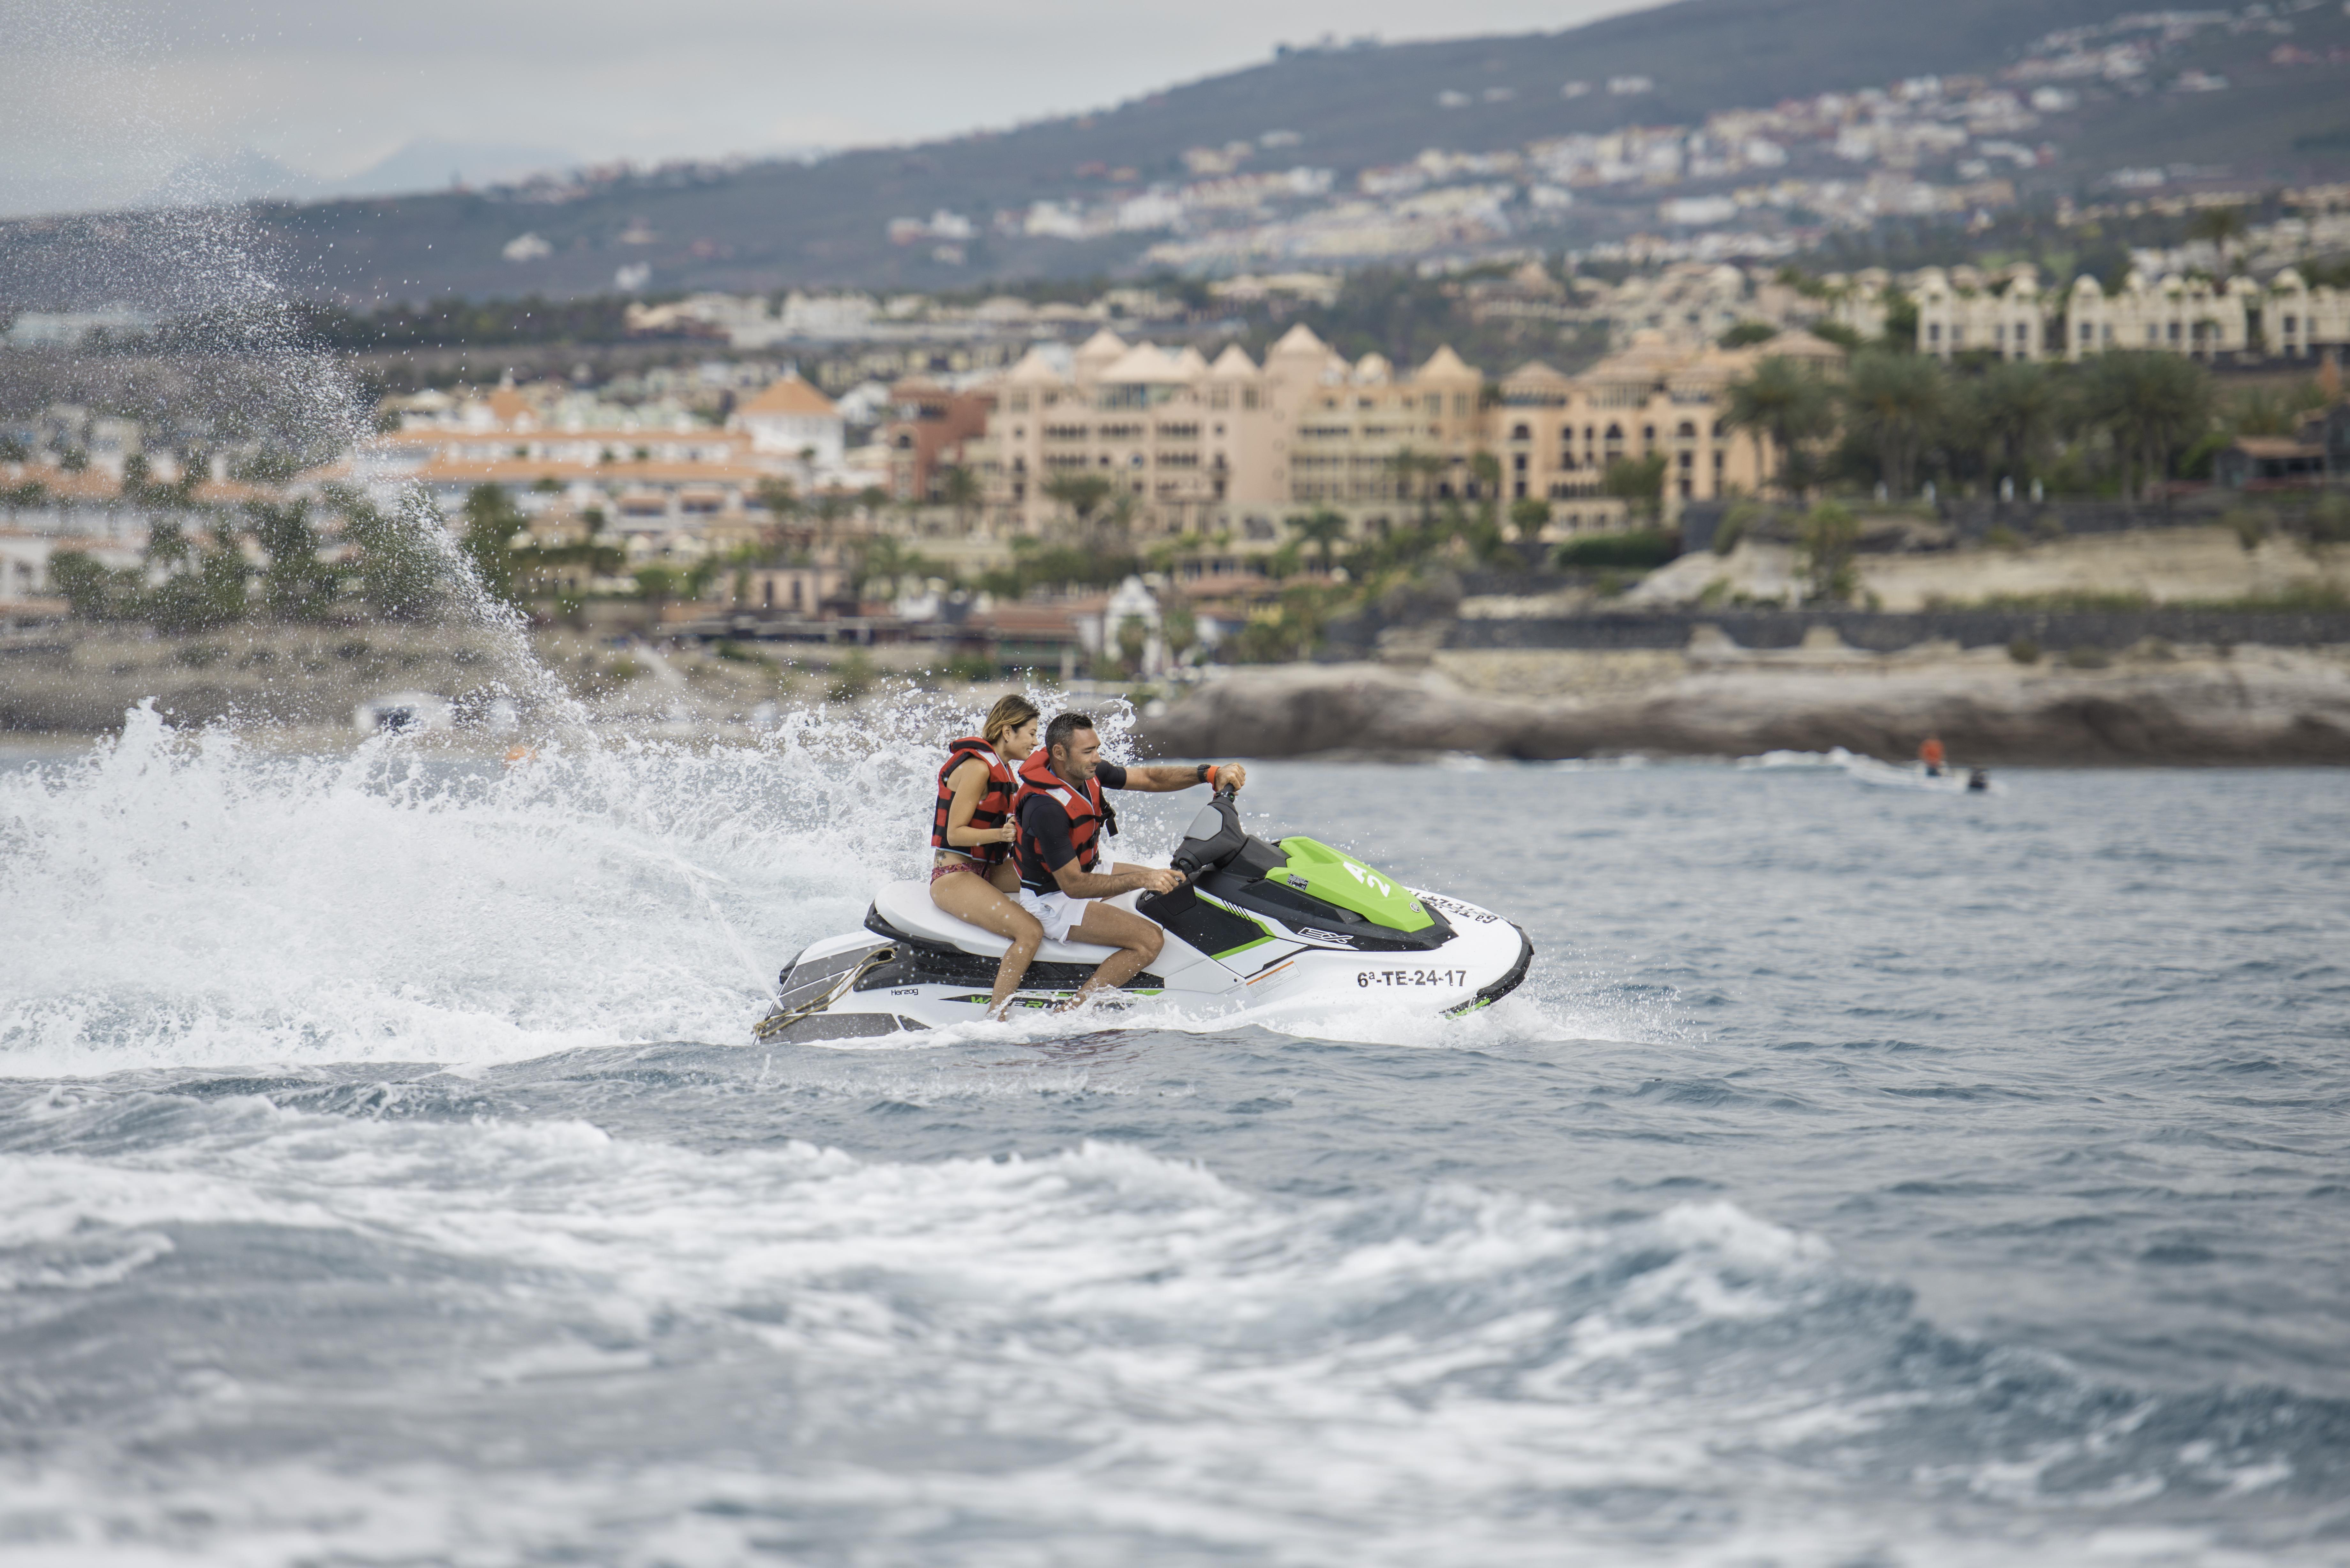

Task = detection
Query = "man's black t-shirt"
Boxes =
[1019,763,1125,884]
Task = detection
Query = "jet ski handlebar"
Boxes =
[1170,783,1248,876]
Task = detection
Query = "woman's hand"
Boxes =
[991,823,1020,844]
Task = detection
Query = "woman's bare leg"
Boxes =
[931,871,1045,1017]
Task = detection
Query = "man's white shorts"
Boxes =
[1016,887,1091,943]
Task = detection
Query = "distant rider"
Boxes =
[1918,734,1946,777]
[1011,712,1247,1009]
[929,694,1044,1018]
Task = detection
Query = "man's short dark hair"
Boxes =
[1045,712,1096,756]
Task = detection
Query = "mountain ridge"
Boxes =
[4,0,2347,309]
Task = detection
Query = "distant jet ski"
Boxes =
[755,786,1533,1045]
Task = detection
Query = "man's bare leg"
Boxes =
[1062,902,1165,1009]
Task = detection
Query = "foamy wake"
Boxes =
[0,701,1665,1074]
[0,701,999,1073]
[0,1093,2316,1566]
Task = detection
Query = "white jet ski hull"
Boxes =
[756,877,1532,1046]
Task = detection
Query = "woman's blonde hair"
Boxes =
[982,693,1041,747]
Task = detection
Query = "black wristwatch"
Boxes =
[1195,763,1212,783]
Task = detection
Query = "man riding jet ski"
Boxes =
[1007,711,1251,1009]
[754,718,1534,1045]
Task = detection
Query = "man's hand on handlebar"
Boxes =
[1216,763,1247,792]
[1138,867,1184,895]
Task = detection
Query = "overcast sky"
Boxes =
[0,0,1670,216]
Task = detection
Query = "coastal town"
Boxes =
[2,0,2349,758]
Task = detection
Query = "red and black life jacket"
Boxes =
[1011,749,1107,893]
[930,737,1016,867]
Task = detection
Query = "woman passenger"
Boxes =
[930,694,1046,1018]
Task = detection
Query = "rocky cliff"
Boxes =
[1139,642,2350,765]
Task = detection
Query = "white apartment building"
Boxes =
[1917,265,2349,363]
[1914,266,2057,360]
[2265,268,2350,361]
[2064,272,2259,361]
[728,374,846,465]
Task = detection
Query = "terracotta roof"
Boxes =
[1757,327,1848,362]
[0,465,278,506]
[736,375,838,418]
[975,604,1083,636]
[411,456,773,485]
[2231,436,2323,457]
[485,387,534,427]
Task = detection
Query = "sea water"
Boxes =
[1,711,2346,1565]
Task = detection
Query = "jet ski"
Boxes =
[755,786,1533,1045]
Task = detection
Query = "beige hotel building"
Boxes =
[956,324,1846,550]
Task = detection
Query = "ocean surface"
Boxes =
[3,706,2347,1566]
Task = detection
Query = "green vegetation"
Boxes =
[1599,453,1669,523]
[1555,529,1678,570]
[825,649,878,702]
[1796,503,1860,603]
[1722,356,1834,498]
[286,295,636,352]
[1721,342,2288,505]
[50,496,358,632]
[1841,353,1946,498]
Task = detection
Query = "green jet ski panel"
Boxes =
[1269,837,1434,933]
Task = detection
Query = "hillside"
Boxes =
[4,0,2349,308]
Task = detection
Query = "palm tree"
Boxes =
[1041,470,1115,538]
[754,477,799,521]
[1383,448,1445,529]
[936,464,982,534]
[1969,359,2062,494]
[2081,352,2212,501]
[1842,352,1949,500]
[1285,509,1351,574]
[1723,355,1834,498]
[846,533,938,600]
[2187,206,2247,279]
[1599,454,1668,526]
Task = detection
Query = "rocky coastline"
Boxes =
[1137,640,2350,765]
